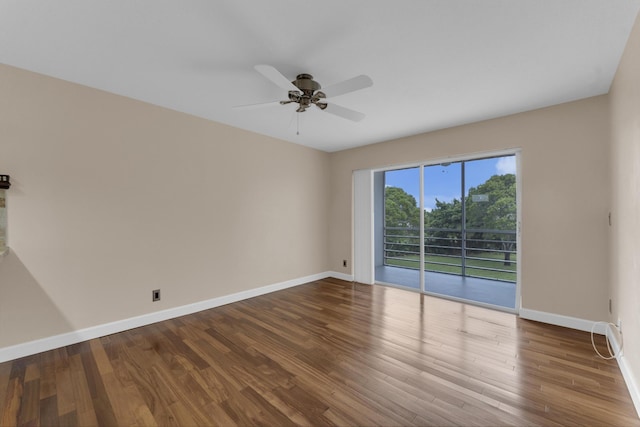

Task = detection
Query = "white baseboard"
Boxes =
[520,308,639,419]
[519,308,609,334]
[607,324,623,356]
[608,326,640,418]
[618,355,640,418]
[0,271,346,363]
[327,271,354,282]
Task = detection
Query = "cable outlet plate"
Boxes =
[152,289,161,302]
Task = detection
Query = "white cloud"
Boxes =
[496,156,516,175]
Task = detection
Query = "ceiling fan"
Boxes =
[235,65,373,122]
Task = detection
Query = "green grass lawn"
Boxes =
[386,251,517,282]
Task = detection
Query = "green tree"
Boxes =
[424,198,462,230]
[424,198,463,256]
[384,187,420,261]
[465,174,516,265]
[465,174,516,230]
[424,174,516,264]
[384,186,420,228]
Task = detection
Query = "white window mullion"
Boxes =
[419,165,425,292]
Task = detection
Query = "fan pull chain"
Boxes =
[296,112,300,135]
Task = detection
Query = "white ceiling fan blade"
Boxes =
[323,103,366,122]
[321,75,373,99]
[233,100,282,110]
[254,65,299,92]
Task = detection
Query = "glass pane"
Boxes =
[423,162,463,276]
[377,167,420,289]
[464,156,517,282]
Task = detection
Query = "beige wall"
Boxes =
[329,95,611,320]
[0,64,331,348]
[610,11,640,403]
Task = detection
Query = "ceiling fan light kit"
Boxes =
[236,65,372,122]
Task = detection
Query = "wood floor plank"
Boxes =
[37,395,58,427]
[78,343,118,426]
[56,409,77,427]
[1,378,22,426]
[270,384,332,426]
[1,278,639,426]
[37,352,56,403]
[0,361,12,419]
[53,348,76,419]
[17,378,39,426]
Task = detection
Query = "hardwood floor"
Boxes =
[1,278,638,426]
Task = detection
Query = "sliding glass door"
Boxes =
[374,154,518,310]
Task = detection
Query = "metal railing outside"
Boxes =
[384,226,517,282]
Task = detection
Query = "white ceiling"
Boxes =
[1,1,639,152]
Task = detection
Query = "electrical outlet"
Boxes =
[343,259,347,268]
[152,289,161,302]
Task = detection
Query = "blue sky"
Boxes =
[385,155,515,211]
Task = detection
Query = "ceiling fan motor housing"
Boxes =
[293,74,321,94]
